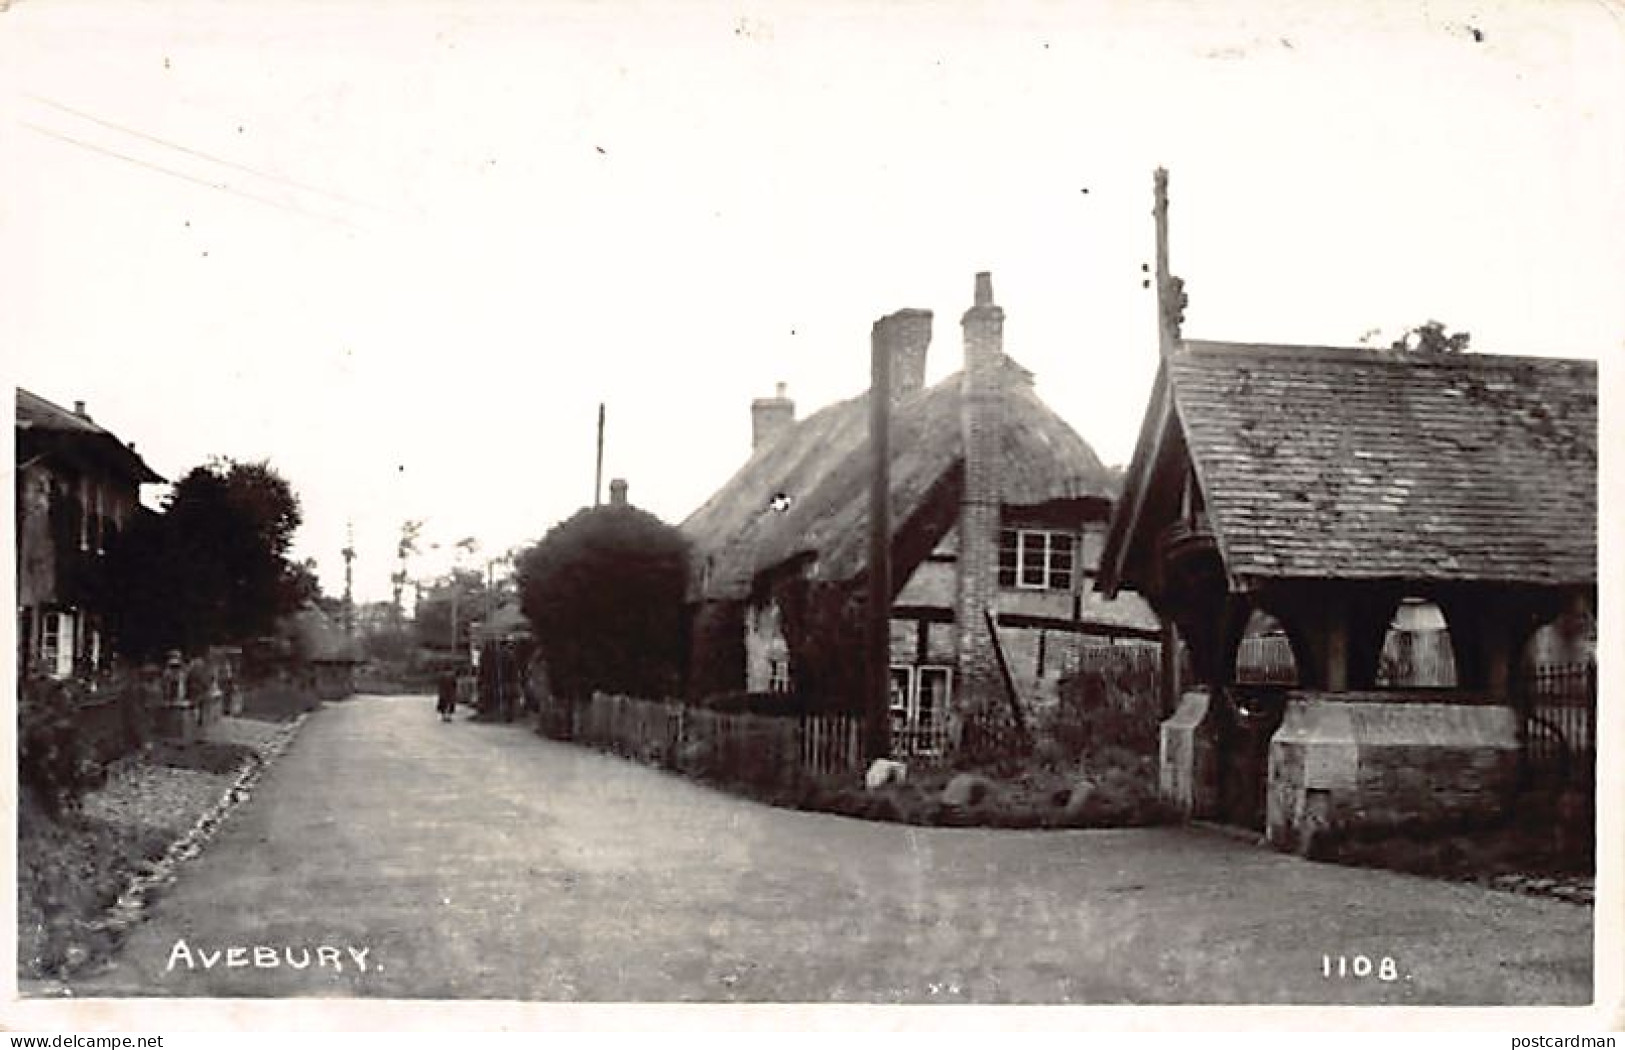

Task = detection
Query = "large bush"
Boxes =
[515,504,690,701]
[102,459,315,661]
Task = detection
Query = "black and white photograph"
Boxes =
[4,0,1618,1032]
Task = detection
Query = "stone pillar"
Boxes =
[1160,689,1222,819]
[956,272,1005,722]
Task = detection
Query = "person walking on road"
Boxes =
[436,671,457,723]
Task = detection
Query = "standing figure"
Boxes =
[436,670,457,723]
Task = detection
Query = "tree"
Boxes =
[391,519,423,623]
[1390,320,1471,354]
[413,566,493,651]
[515,504,690,702]
[102,458,310,660]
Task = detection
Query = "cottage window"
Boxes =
[94,483,106,554]
[41,610,76,680]
[890,664,952,756]
[767,657,791,694]
[998,530,1075,591]
[888,666,913,723]
[77,478,91,552]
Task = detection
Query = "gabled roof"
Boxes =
[1100,342,1597,592]
[683,360,1118,601]
[16,388,165,485]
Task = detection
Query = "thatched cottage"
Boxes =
[681,274,1156,757]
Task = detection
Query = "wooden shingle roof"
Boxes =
[683,361,1118,601]
[1169,341,1596,587]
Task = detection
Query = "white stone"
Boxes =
[865,758,907,791]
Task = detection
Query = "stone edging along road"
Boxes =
[72,712,315,978]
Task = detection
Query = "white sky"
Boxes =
[4,0,1622,605]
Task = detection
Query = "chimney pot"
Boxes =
[73,400,87,417]
[608,478,629,507]
[973,272,994,308]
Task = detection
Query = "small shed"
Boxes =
[1098,340,1596,847]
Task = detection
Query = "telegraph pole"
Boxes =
[341,520,355,639]
[594,403,606,507]
[865,319,893,761]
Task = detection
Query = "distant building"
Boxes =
[15,389,164,678]
[681,274,1157,756]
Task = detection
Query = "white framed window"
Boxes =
[94,482,106,555]
[767,657,791,694]
[77,478,91,552]
[888,666,913,726]
[41,610,76,679]
[998,529,1075,591]
[889,663,952,754]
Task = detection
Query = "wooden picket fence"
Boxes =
[572,693,864,783]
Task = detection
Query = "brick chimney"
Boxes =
[608,478,629,507]
[750,382,796,452]
[956,271,1005,721]
[872,308,933,402]
[73,400,90,420]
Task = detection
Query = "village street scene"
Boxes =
[7,0,1616,1027]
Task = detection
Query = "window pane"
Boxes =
[1050,568,1072,590]
[888,667,912,715]
[1021,561,1046,587]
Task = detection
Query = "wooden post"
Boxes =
[1160,618,1181,718]
[866,319,894,761]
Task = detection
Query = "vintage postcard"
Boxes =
[4,0,1618,1034]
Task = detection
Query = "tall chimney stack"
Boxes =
[872,308,933,403]
[608,478,629,507]
[956,271,1005,725]
[750,382,796,452]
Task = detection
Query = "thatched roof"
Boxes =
[683,359,1118,601]
[286,605,362,663]
[473,602,531,643]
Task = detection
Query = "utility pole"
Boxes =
[594,403,605,507]
[1153,168,1185,712]
[341,521,355,639]
[865,318,893,761]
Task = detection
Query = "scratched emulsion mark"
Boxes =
[166,939,373,975]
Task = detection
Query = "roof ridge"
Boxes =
[1179,340,1596,371]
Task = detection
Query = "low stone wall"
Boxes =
[1267,695,1519,852]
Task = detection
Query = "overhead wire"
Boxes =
[21,121,363,231]
[26,93,385,213]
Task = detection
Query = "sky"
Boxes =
[4,0,1622,606]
